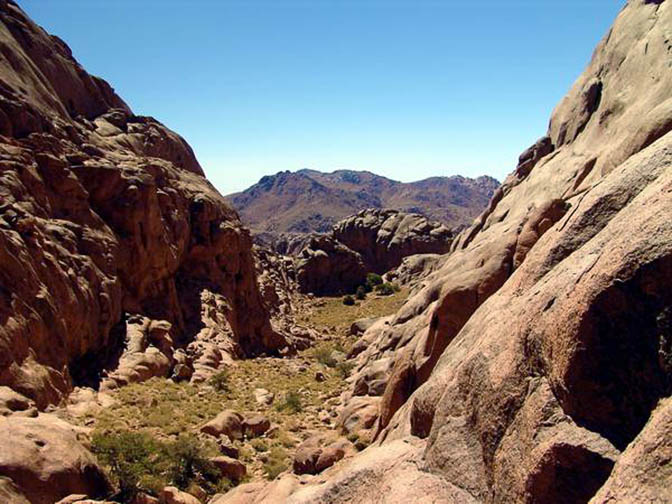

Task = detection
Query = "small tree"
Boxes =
[355,285,367,300]
[209,370,230,392]
[366,273,383,290]
[375,282,395,296]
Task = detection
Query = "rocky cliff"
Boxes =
[216,1,672,502]
[0,0,289,410]
[294,209,452,295]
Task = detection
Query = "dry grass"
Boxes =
[86,288,409,488]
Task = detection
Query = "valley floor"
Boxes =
[60,289,408,500]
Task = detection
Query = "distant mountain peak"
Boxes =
[226,169,499,237]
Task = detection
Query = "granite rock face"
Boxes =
[215,1,672,502]
[295,209,452,295]
[0,3,291,502]
[0,1,288,410]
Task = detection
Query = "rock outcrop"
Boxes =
[0,0,289,411]
[295,209,452,294]
[214,1,672,502]
[0,2,295,502]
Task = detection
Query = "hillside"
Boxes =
[225,169,499,235]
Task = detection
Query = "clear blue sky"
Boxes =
[21,0,624,195]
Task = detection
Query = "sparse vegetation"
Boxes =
[263,446,289,480]
[343,294,355,305]
[209,369,231,392]
[276,390,303,414]
[375,282,397,296]
[355,285,367,300]
[366,272,383,289]
[83,286,409,495]
[336,361,355,379]
[91,431,222,502]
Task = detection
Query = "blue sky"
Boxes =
[21,0,624,195]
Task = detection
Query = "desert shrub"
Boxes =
[166,435,219,491]
[355,285,367,300]
[366,273,383,289]
[314,346,337,368]
[342,295,355,306]
[263,446,289,480]
[91,431,163,502]
[336,361,355,379]
[251,438,269,452]
[375,282,395,296]
[208,369,230,392]
[92,431,224,502]
[276,390,303,414]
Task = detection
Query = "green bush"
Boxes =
[314,346,337,368]
[91,431,225,502]
[355,285,367,300]
[342,295,355,306]
[375,282,395,296]
[366,273,383,289]
[336,361,355,379]
[91,431,160,502]
[166,435,219,491]
[208,369,230,392]
[263,446,289,480]
[276,390,303,414]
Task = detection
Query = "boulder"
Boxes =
[159,487,201,504]
[243,414,270,438]
[253,388,274,406]
[210,456,247,482]
[200,410,244,441]
[292,434,354,475]
[0,415,111,504]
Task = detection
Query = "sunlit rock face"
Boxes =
[215,1,672,502]
[0,0,289,409]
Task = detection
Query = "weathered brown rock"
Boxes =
[243,414,271,438]
[292,434,354,475]
[210,456,247,482]
[200,410,244,441]
[0,415,111,504]
[280,2,672,502]
[295,209,453,295]
[159,487,201,504]
[0,0,289,411]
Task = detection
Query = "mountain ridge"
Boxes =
[226,169,499,235]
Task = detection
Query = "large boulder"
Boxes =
[0,415,111,504]
[200,410,244,441]
[252,1,672,502]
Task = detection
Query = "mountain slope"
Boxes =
[226,169,499,235]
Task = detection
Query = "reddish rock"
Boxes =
[210,456,247,482]
[243,414,270,438]
[159,487,201,504]
[200,410,244,441]
[0,415,111,504]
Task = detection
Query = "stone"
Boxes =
[210,456,247,482]
[253,388,274,406]
[243,414,271,438]
[159,487,201,504]
[200,410,244,441]
[0,415,111,504]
